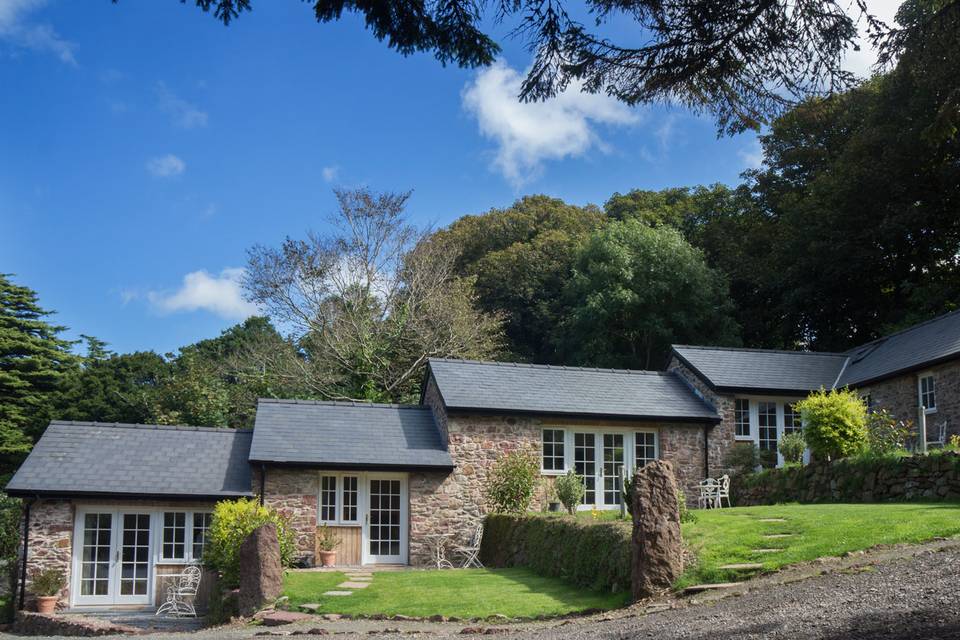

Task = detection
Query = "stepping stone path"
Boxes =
[751,548,783,554]
[758,518,787,522]
[764,533,795,539]
[298,603,321,613]
[319,571,376,600]
[718,563,763,570]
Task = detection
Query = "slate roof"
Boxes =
[426,358,720,422]
[5,421,253,499]
[838,310,960,386]
[670,346,848,394]
[249,399,453,469]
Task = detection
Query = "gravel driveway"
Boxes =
[5,541,959,640]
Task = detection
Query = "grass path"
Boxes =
[677,502,960,589]
[283,567,629,619]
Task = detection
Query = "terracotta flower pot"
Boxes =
[35,595,58,615]
[319,550,337,568]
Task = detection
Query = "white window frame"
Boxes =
[159,511,212,564]
[737,396,809,468]
[541,426,659,510]
[734,398,751,440]
[540,428,567,474]
[318,473,363,526]
[919,374,937,413]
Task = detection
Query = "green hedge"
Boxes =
[480,514,630,593]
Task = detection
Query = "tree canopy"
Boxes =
[119,0,948,134]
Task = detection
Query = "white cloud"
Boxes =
[156,81,208,129]
[147,268,257,320]
[738,138,764,169]
[844,0,903,78]
[0,0,76,64]
[462,60,641,186]
[322,165,339,183]
[146,154,186,178]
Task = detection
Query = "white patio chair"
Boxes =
[715,474,731,508]
[453,523,484,569]
[697,478,719,509]
[929,421,948,448]
[156,565,202,617]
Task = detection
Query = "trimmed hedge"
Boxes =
[480,514,630,593]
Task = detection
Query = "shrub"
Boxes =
[725,442,760,476]
[204,498,298,588]
[29,568,65,596]
[795,388,868,460]
[481,514,630,592]
[948,434,960,451]
[316,524,340,552]
[485,450,540,513]
[866,409,911,455]
[779,432,806,465]
[677,489,696,524]
[554,471,585,515]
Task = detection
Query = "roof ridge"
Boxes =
[427,357,665,376]
[48,420,252,434]
[672,344,848,357]
[845,308,960,354]
[258,398,426,409]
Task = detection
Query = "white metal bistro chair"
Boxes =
[453,523,484,569]
[929,421,948,448]
[156,565,202,617]
[697,478,719,509]
[715,474,731,508]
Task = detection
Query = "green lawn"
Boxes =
[283,567,629,619]
[677,502,960,589]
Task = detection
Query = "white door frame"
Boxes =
[71,507,155,608]
[361,472,408,565]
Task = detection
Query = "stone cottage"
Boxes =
[7,309,960,612]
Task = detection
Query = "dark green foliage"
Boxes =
[150,0,889,135]
[480,514,630,593]
[485,451,540,514]
[553,471,585,515]
[435,195,606,362]
[558,220,740,369]
[725,442,760,477]
[0,493,20,622]
[29,568,65,596]
[0,274,76,475]
[779,432,806,465]
[866,409,912,455]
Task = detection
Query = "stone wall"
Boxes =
[255,467,318,565]
[734,452,960,505]
[21,500,73,609]
[667,358,736,478]
[858,360,960,443]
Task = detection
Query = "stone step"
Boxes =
[323,591,354,596]
[763,534,795,539]
[751,548,784,553]
[344,576,373,581]
[337,581,371,589]
[718,563,763,570]
[682,583,740,594]
[298,603,321,613]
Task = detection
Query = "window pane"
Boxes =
[783,404,801,435]
[758,402,778,465]
[602,434,624,505]
[192,513,213,560]
[735,399,750,437]
[320,476,338,522]
[342,476,359,522]
[574,433,596,505]
[541,429,565,471]
[635,432,657,467]
[920,376,936,410]
[162,512,186,560]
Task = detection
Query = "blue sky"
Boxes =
[0,0,893,356]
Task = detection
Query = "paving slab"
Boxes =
[345,572,373,577]
[764,534,795,538]
[719,563,764,570]
[338,581,371,589]
[299,603,322,613]
[323,590,354,596]
[344,575,373,581]
[752,548,784,553]
[758,518,787,522]
[260,611,312,626]
[682,583,739,594]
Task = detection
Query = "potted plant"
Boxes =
[317,524,340,567]
[30,568,65,614]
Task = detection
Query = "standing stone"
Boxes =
[239,523,283,616]
[631,460,683,600]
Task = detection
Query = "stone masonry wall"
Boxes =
[858,360,960,443]
[667,357,736,478]
[21,500,73,609]
[255,468,318,565]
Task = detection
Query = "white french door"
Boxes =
[362,474,408,565]
[73,509,153,607]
